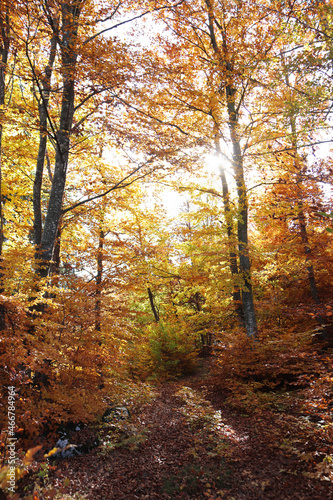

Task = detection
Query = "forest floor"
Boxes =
[17,357,333,500]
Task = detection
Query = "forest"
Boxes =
[0,0,332,498]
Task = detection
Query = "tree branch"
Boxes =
[84,1,185,45]
[62,158,158,214]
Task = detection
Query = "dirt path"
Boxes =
[47,382,222,499]
[38,371,332,500]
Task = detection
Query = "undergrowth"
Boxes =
[209,329,333,482]
[127,320,198,381]
[211,329,329,413]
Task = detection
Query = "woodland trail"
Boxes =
[37,362,332,500]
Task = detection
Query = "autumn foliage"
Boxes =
[0,0,332,497]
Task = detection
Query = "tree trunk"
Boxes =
[205,0,257,337]
[289,113,328,338]
[297,194,321,304]
[49,223,62,277]
[95,228,104,333]
[148,286,160,322]
[0,0,10,330]
[214,134,245,329]
[226,98,257,338]
[35,1,81,278]
[33,29,58,248]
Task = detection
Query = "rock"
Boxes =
[102,406,131,423]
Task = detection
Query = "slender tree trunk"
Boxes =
[206,0,257,337]
[36,1,81,278]
[49,223,62,277]
[289,114,328,338]
[95,226,105,384]
[95,228,104,333]
[289,116,320,302]
[0,0,10,330]
[33,29,58,248]
[296,187,320,304]
[148,287,159,322]
[227,110,257,337]
[214,134,245,328]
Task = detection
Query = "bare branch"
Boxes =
[62,158,159,215]
[110,92,191,136]
[84,1,185,45]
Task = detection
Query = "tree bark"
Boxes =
[0,0,10,330]
[49,223,62,277]
[214,133,245,329]
[289,112,328,338]
[35,1,82,278]
[33,29,58,248]
[95,228,104,333]
[148,286,160,322]
[226,98,257,337]
[206,0,257,337]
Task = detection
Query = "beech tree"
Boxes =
[17,0,183,281]
[0,0,11,330]
[246,0,333,335]
[149,0,282,337]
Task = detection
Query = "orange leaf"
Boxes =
[22,445,42,466]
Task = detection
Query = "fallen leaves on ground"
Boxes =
[15,359,333,500]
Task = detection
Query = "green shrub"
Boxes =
[128,320,198,381]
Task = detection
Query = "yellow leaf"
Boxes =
[44,447,59,459]
[0,466,26,489]
[23,446,42,466]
